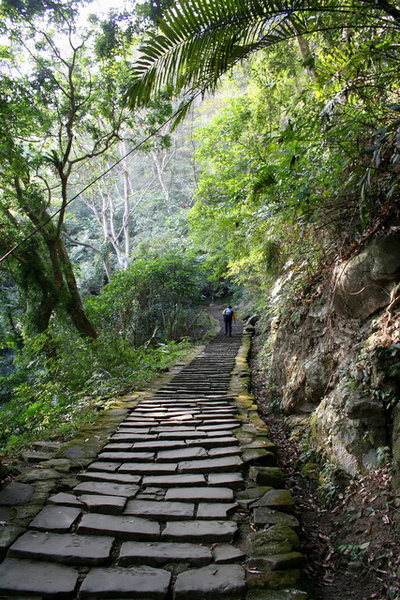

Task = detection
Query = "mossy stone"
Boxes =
[246,569,303,590]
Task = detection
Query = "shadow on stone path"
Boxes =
[0,316,314,599]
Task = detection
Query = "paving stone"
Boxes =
[28,506,81,532]
[115,427,150,434]
[0,482,34,506]
[9,531,114,565]
[0,559,79,596]
[178,456,243,474]
[194,436,238,448]
[213,545,246,564]
[156,447,208,462]
[111,433,154,442]
[102,444,134,451]
[208,473,244,490]
[151,426,200,433]
[143,474,206,488]
[173,564,246,599]
[87,461,121,472]
[80,494,127,514]
[136,487,166,501]
[48,493,85,508]
[98,452,155,462]
[77,513,160,540]
[199,423,240,431]
[118,541,212,567]
[208,446,241,457]
[78,471,142,484]
[79,565,171,599]
[74,481,139,498]
[118,462,177,474]
[133,440,188,450]
[162,520,237,543]
[158,431,207,439]
[165,487,234,503]
[196,502,237,519]
[124,500,195,521]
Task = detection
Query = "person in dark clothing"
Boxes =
[222,305,236,336]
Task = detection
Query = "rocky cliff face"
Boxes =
[265,232,400,486]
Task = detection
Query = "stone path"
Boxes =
[0,317,314,599]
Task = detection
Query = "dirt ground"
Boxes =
[250,353,400,600]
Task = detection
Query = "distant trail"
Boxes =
[0,314,312,599]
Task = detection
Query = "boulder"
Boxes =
[333,233,400,319]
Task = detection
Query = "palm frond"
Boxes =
[124,0,390,118]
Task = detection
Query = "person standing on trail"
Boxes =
[222,305,236,336]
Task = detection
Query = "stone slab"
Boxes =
[143,474,206,488]
[87,461,121,472]
[165,487,234,503]
[192,436,238,448]
[9,531,114,565]
[174,564,246,599]
[133,440,187,450]
[98,452,155,462]
[28,506,81,532]
[161,520,237,543]
[78,472,142,484]
[0,482,34,506]
[207,473,244,490]
[0,558,79,596]
[208,447,241,457]
[74,481,139,498]
[118,463,177,474]
[80,494,127,514]
[178,456,243,473]
[118,541,212,567]
[124,500,195,521]
[77,513,160,540]
[156,447,208,462]
[213,545,246,564]
[196,503,237,520]
[158,431,207,439]
[79,565,171,599]
[48,493,84,507]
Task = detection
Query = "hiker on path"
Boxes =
[222,305,236,336]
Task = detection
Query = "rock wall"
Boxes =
[266,232,400,486]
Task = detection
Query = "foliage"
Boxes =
[0,329,193,455]
[86,249,209,346]
[125,0,400,124]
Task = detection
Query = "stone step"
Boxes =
[9,531,114,565]
[118,541,213,567]
[161,519,238,543]
[0,558,79,597]
[79,565,171,599]
[77,513,161,540]
[174,564,246,600]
